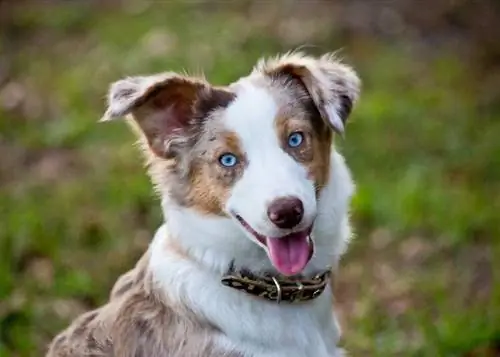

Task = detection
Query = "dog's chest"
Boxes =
[150,228,343,357]
[208,293,341,357]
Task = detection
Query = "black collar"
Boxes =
[221,267,332,304]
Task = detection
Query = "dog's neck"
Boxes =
[161,203,273,276]
[147,151,354,355]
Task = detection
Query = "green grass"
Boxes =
[1,1,499,356]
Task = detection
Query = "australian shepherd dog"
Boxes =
[47,51,361,357]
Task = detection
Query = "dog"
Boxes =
[46,51,361,357]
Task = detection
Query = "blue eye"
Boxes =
[219,153,238,167]
[288,132,304,148]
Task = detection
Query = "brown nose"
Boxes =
[267,196,304,229]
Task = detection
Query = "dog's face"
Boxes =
[103,53,360,276]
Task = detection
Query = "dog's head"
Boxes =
[102,52,360,276]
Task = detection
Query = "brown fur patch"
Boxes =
[175,130,246,216]
[275,113,332,196]
[270,74,333,196]
[308,124,332,194]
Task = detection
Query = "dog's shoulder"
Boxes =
[46,250,239,357]
[109,277,238,356]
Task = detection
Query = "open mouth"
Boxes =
[234,214,314,276]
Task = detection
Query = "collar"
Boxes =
[221,267,332,304]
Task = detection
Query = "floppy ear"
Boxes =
[255,52,361,134]
[101,73,234,158]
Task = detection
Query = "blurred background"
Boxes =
[0,0,499,356]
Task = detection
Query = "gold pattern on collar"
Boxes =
[220,268,332,303]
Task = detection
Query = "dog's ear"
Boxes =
[256,52,361,135]
[101,73,234,158]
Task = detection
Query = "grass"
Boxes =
[1,1,499,356]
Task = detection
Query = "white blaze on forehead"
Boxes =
[222,81,317,238]
[223,82,279,154]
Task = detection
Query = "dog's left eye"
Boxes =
[287,132,304,148]
[219,153,239,167]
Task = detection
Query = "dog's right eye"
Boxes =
[218,153,239,168]
[287,132,304,148]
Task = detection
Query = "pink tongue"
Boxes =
[266,232,311,276]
